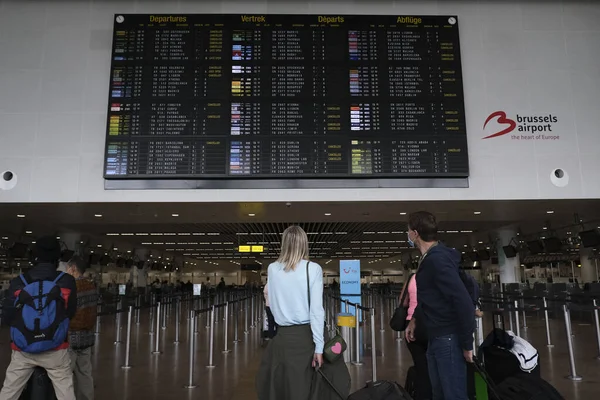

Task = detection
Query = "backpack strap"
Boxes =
[19,274,29,286]
[53,272,66,284]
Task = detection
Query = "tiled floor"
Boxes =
[0,301,598,399]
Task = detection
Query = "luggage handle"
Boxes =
[491,310,505,331]
[316,368,346,400]
[472,356,503,400]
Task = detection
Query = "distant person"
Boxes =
[217,277,226,290]
[0,236,78,400]
[66,256,98,400]
[331,279,339,290]
[403,272,432,400]
[405,212,475,400]
[256,226,326,400]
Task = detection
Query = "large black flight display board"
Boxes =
[104,14,469,187]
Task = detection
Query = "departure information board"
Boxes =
[104,14,469,182]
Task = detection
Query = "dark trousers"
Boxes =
[427,334,468,400]
[407,324,432,400]
[265,306,277,338]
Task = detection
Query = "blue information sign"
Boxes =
[340,260,361,317]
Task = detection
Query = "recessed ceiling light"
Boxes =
[324,213,332,216]
[25,231,32,234]
[97,244,102,247]
[17,214,25,218]
[248,213,256,217]
[94,214,102,218]
[546,210,554,214]
[399,212,407,215]
[474,211,481,215]
[543,227,548,230]
[172,213,179,217]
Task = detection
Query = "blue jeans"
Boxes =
[426,334,468,400]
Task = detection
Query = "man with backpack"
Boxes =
[0,236,78,400]
[405,212,475,400]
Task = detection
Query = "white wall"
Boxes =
[1,0,599,203]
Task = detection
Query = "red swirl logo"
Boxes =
[482,111,516,139]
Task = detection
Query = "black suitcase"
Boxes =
[495,375,564,400]
[348,380,413,400]
[19,367,56,400]
[472,357,564,400]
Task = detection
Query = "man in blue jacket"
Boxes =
[405,211,475,400]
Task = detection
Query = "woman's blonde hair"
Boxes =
[277,225,309,271]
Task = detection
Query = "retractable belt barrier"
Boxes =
[479,293,600,382]
[89,289,262,390]
[325,294,378,382]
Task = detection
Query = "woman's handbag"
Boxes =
[306,261,347,363]
[389,273,414,332]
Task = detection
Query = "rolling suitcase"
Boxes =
[348,380,413,400]
[494,375,564,400]
[19,367,56,400]
[473,357,564,400]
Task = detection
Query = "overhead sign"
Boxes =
[238,245,264,253]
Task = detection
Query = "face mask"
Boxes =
[407,231,415,248]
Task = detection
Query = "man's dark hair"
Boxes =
[408,211,438,242]
[68,255,87,275]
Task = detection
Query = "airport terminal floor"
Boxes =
[0,290,599,400]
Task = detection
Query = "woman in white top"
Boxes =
[256,226,325,400]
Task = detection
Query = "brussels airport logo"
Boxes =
[482,111,560,141]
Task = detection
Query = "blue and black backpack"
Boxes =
[10,272,70,353]
[459,269,481,308]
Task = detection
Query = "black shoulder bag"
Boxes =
[389,273,415,331]
[306,261,347,363]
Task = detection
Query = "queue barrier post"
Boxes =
[352,305,362,366]
[370,308,377,382]
[543,297,554,348]
[184,310,197,389]
[152,302,162,354]
[563,304,582,381]
[207,306,216,368]
[121,305,133,369]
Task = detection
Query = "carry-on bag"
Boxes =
[348,380,413,400]
[473,356,564,400]
[19,367,56,400]
[495,375,564,400]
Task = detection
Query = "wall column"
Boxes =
[580,247,597,283]
[131,249,149,289]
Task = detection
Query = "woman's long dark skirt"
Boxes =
[256,324,314,400]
